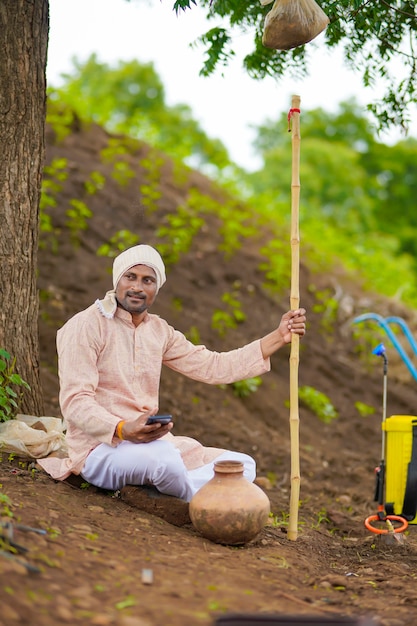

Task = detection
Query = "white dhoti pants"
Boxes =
[80,439,256,502]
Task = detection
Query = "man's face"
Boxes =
[115,264,158,316]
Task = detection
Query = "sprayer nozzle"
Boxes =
[373,343,386,357]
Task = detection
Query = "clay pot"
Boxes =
[189,460,270,545]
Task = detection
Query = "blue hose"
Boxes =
[353,313,417,381]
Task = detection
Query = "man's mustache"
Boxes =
[126,291,146,299]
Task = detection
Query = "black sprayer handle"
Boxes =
[374,460,385,506]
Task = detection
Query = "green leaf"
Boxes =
[5,386,17,398]
[173,0,197,13]
[0,348,30,420]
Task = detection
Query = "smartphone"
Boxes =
[146,414,172,425]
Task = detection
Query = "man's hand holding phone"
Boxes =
[118,409,173,443]
[146,414,172,425]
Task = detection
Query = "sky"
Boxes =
[47,0,414,171]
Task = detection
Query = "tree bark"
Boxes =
[0,0,49,415]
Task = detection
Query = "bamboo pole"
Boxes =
[287,95,301,541]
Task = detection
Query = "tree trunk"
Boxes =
[0,0,49,415]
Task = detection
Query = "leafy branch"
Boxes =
[0,350,31,422]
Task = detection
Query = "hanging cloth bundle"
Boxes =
[262,0,329,50]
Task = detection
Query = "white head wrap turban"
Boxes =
[95,244,166,319]
[112,244,166,292]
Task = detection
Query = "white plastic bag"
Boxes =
[0,414,67,459]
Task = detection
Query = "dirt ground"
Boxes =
[2,121,417,626]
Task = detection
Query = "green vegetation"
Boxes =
[248,102,417,308]
[0,492,13,518]
[298,386,338,424]
[355,401,375,418]
[97,230,140,259]
[173,0,417,137]
[352,323,387,369]
[230,377,262,398]
[0,349,30,422]
[100,137,137,186]
[139,150,164,212]
[115,595,137,610]
[66,199,92,244]
[49,55,233,177]
[45,58,417,330]
[41,65,417,428]
[157,199,206,267]
[40,157,69,251]
[84,170,106,196]
[309,286,339,335]
[211,292,247,337]
[40,156,94,249]
[185,326,202,346]
[217,376,262,398]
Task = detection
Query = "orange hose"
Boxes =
[364,514,408,534]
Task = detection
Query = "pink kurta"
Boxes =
[38,302,270,480]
